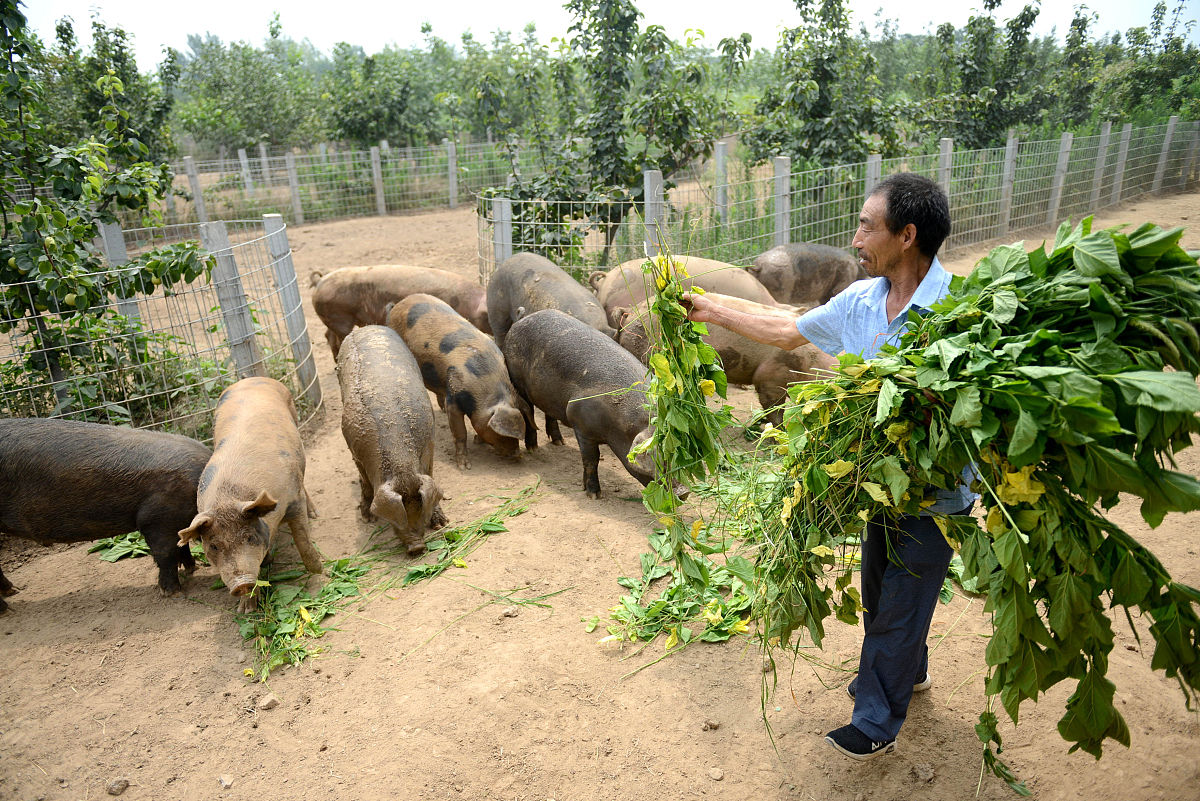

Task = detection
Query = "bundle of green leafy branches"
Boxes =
[752,219,1200,791]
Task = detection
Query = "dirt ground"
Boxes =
[3,195,1200,801]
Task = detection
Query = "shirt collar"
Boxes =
[865,255,949,313]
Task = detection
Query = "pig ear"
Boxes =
[419,475,443,520]
[588,271,606,292]
[488,406,525,440]
[177,513,213,546]
[612,307,631,331]
[240,490,278,518]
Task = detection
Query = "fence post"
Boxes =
[1111,123,1133,206]
[1047,132,1074,227]
[164,173,178,224]
[319,143,328,164]
[285,152,305,225]
[773,156,791,248]
[380,139,389,153]
[1152,115,1179,194]
[263,214,321,409]
[714,140,728,225]
[370,146,386,216]
[184,155,208,223]
[1090,121,1112,208]
[938,138,953,198]
[98,222,143,329]
[1184,123,1200,189]
[238,147,256,198]
[258,143,271,187]
[492,197,513,279]
[445,138,458,209]
[998,131,1017,236]
[200,221,265,379]
[864,154,882,201]
[643,169,665,255]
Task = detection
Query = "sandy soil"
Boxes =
[3,195,1200,801]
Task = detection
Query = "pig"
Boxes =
[589,256,781,327]
[502,308,654,499]
[386,293,531,470]
[612,293,834,425]
[486,252,615,351]
[336,325,447,555]
[311,264,491,358]
[177,377,323,612]
[747,243,866,307]
[0,418,212,611]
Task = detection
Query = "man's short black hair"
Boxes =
[870,173,951,259]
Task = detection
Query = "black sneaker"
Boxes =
[824,724,897,761]
[845,672,931,700]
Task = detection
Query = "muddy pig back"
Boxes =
[388,294,528,469]
[487,253,613,351]
[748,243,865,307]
[336,325,446,554]
[0,418,212,609]
[177,377,323,608]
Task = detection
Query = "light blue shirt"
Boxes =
[794,257,976,515]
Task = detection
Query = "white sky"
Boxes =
[27,0,1200,72]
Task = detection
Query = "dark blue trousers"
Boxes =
[850,510,962,742]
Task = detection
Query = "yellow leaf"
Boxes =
[842,363,869,378]
[731,618,750,635]
[857,378,882,394]
[801,399,823,416]
[857,509,871,522]
[985,506,1007,535]
[822,459,855,479]
[690,285,706,295]
[452,558,468,569]
[862,482,892,506]
[699,379,716,396]
[298,607,313,623]
[884,421,912,444]
[243,668,254,677]
[665,629,680,650]
[810,545,835,558]
[690,519,704,542]
[996,465,1045,505]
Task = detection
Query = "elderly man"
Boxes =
[684,172,976,760]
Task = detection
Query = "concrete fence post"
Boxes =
[164,174,178,224]
[183,155,207,223]
[1183,123,1200,189]
[1047,132,1074,227]
[714,140,728,225]
[380,139,390,153]
[1152,115,1179,194]
[1111,123,1133,206]
[1090,121,1112,208]
[492,198,513,283]
[643,169,665,256]
[938,138,953,198]
[370,146,386,216]
[263,214,321,408]
[773,156,791,248]
[199,221,265,379]
[98,222,143,327]
[446,138,458,209]
[238,147,256,198]
[319,143,328,164]
[285,152,305,225]
[258,143,271,187]
[998,131,1018,236]
[864,154,882,201]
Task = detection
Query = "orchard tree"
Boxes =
[323,43,443,147]
[1094,0,1200,123]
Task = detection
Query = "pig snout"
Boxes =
[228,575,258,596]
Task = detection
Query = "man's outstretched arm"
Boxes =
[683,292,811,351]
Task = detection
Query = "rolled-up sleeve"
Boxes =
[794,293,849,356]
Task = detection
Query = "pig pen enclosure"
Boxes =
[2,191,1200,801]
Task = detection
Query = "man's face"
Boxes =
[852,193,903,278]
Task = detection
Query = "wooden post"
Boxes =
[184,155,207,223]
[1111,123,1133,206]
[263,214,321,408]
[714,140,728,225]
[370,146,386,216]
[998,131,1018,236]
[285,152,304,225]
[446,138,458,209]
[258,143,271,187]
[492,198,513,283]
[200,221,265,379]
[1090,121,1112,208]
[643,169,664,256]
[938,138,953,198]
[1152,115,1179,194]
[864,154,882,201]
[1047,132,1074,227]
[773,156,791,248]
[238,147,255,197]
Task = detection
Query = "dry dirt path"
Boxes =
[2,197,1200,801]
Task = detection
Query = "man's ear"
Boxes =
[901,222,918,251]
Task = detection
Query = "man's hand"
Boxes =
[681,292,717,323]
[680,292,814,352]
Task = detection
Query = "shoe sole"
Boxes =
[825,735,897,761]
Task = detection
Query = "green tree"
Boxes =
[1094,1,1200,123]
[323,43,443,147]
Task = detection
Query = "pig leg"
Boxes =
[0,566,17,613]
[447,405,472,470]
[284,499,324,576]
[142,525,186,596]
[305,486,319,519]
[545,416,565,446]
[352,457,376,521]
[572,429,603,499]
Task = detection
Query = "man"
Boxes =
[684,172,976,760]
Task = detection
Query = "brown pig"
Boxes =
[747,243,866,307]
[387,293,531,469]
[337,325,447,555]
[311,264,490,358]
[613,293,834,425]
[177,377,323,612]
[590,256,781,327]
[486,252,614,351]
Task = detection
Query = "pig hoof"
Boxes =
[586,490,601,500]
[237,597,259,614]
[551,438,565,446]
[406,543,427,557]
[0,584,19,597]
[457,459,471,470]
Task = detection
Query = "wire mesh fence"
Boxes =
[0,217,321,443]
[478,119,1200,284]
